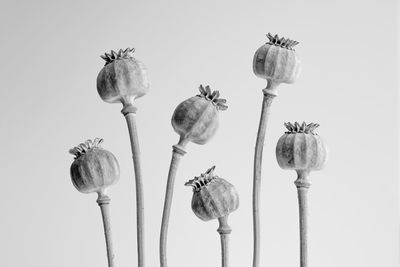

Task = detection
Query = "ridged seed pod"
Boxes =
[253,33,301,87]
[276,122,327,171]
[69,138,120,194]
[96,48,147,267]
[160,87,228,267]
[185,166,239,221]
[97,48,150,106]
[251,33,302,267]
[69,138,119,267]
[276,122,328,267]
[172,85,228,145]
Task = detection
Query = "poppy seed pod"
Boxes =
[253,33,301,89]
[172,85,228,145]
[276,122,328,267]
[69,138,120,194]
[185,166,239,221]
[97,48,150,106]
[276,122,328,171]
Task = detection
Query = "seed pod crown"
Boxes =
[69,138,104,159]
[100,48,135,66]
[185,166,217,191]
[198,85,228,111]
[284,122,319,135]
[266,33,299,50]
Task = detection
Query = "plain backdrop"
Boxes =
[0,0,398,267]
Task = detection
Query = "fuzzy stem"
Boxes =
[252,82,277,267]
[159,137,188,267]
[97,193,115,267]
[295,170,311,267]
[121,104,145,267]
[217,215,232,267]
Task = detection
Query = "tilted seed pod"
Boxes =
[172,85,228,145]
[69,138,120,194]
[185,166,239,221]
[253,33,301,91]
[276,122,328,171]
[97,48,150,106]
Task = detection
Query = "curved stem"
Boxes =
[97,193,115,267]
[121,104,145,267]
[295,170,311,267]
[159,138,187,267]
[217,215,232,267]
[252,84,276,267]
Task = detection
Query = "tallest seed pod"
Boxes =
[159,85,228,267]
[96,48,149,267]
[251,33,301,267]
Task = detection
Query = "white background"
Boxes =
[0,0,398,266]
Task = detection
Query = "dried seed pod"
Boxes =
[276,122,328,267]
[253,33,301,88]
[69,138,120,194]
[97,48,146,267]
[97,48,150,106]
[69,138,119,267]
[276,122,327,171]
[251,34,302,267]
[185,166,239,221]
[160,88,227,267]
[172,85,228,145]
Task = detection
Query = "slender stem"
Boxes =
[121,104,145,267]
[97,193,115,267]
[294,170,311,267]
[217,215,232,267]
[252,81,277,267]
[159,138,187,267]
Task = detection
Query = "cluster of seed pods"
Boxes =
[160,84,228,267]
[67,33,328,267]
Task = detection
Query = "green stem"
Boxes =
[121,104,145,267]
[159,137,187,267]
[217,215,232,267]
[295,170,311,267]
[252,81,277,267]
[97,193,115,267]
